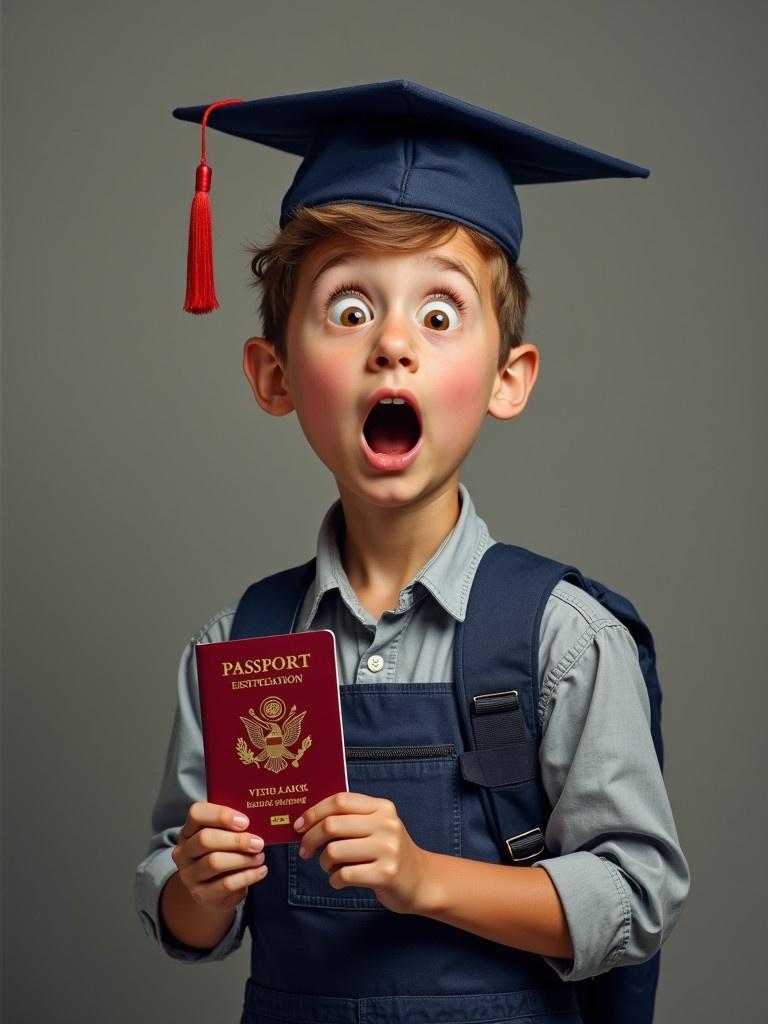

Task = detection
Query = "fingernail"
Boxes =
[293,816,304,831]
[298,846,307,859]
[233,814,249,828]
[248,836,263,851]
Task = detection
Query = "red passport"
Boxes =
[195,629,348,845]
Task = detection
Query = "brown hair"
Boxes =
[247,203,529,369]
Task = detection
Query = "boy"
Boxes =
[136,81,689,1023]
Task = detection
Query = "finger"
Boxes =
[181,802,252,841]
[211,864,268,895]
[193,863,269,903]
[293,791,381,836]
[186,849,266,885]
[327,862,378,890]
[301,813,375,860]
[184,826,264,863]
[317,836,377,874]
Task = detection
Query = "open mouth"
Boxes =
[363,398,422,455]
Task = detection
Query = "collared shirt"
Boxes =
[135,483,690,982]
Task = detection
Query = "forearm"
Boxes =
[414,850,574,960]
[159,870,237,951]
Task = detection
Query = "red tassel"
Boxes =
[183,98,243,314]
[185,164,217,313]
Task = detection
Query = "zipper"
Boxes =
[345,744,456,760]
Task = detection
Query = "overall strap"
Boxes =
[229,558,317,641]
[454,542,585,864]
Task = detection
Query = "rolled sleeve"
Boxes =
[534,583,690,982]
[134,605,248,963]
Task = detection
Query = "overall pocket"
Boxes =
[287,744,460,910]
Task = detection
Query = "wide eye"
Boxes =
[417,298,460,332]
[328,294,373,328]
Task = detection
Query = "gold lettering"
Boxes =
[222,652,311,678]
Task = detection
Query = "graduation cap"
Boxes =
[173,80,649,313]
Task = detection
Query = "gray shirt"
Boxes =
[135,483,690,983]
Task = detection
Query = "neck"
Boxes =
[337,478,462,602]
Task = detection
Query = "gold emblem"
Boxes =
[237,697,312,774]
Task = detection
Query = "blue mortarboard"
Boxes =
[174,80,648,313]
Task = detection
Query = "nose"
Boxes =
[366,314,419,373]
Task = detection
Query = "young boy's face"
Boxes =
[244,227,537,512]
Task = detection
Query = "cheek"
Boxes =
[291,356,350,436]
[436,357,492,422]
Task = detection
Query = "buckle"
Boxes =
[472,689,519,714]
[506,827,545,862]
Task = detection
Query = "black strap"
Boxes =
[459,690,538,788]
[455,543,584,864]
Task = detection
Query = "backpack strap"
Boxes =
[229,558,317,641]
[454,542,586,864]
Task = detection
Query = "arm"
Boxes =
[134,605,249,962]
[531,584,691,980]
[413,852,573,959]
[160,870,237,950]
[158,800,267,950]
[295,791,572,958]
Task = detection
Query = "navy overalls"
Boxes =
[231,558,583,1024]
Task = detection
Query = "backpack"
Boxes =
[231,541,664,1024]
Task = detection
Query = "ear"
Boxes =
[487,342,539,420]
[242,337,295,417]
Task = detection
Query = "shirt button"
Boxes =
[366,654,384,673]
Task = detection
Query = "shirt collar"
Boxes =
[300,482,492,627]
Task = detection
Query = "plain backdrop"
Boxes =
[2,1,766,1021]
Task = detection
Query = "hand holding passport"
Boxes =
[191,628,431,916]
[195,629,348,846]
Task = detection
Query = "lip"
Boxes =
[360,387,423,473]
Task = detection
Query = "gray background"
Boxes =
[2,1,765,1021]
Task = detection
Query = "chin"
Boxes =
[342,472,458,511]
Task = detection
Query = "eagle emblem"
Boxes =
[236,696,312,774]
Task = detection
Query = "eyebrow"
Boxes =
[309,250,481,298]
[310,251,358,290]
[420,254,480,298]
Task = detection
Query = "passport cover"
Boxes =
[195,629,348,846]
